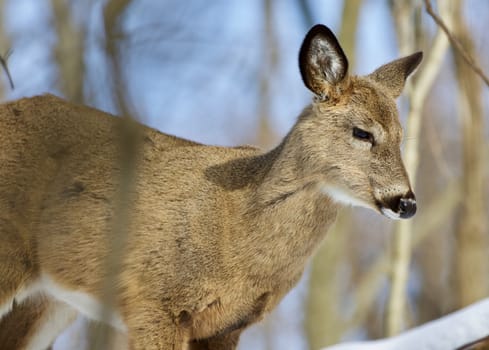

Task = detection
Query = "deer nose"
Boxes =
[398,195,416,219]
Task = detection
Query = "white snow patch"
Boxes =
[324,298,489,350]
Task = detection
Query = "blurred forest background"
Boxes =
[0,0,488,349]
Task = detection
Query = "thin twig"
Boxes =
[424,0,489,87]
[0,49,14,89]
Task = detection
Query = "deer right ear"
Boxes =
[299,24,349,99]
[368,52,423,98]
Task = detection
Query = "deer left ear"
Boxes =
[299,24,349,99]
[368,52,423,98]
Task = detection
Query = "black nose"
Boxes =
[398,195,416,219]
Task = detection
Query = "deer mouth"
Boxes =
[380,207,402,220]
[376,193,417,220]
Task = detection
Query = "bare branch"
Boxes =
[0,0,13,94]
[424,0,489,87]
[0,49,14,89]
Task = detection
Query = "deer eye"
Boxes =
[353,127,374,144]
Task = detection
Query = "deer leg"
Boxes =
[0,295,77,350]
[126,309,190,350]
[0,218,37,319]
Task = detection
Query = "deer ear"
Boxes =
[368,52,423,98]
[299,24,349,98]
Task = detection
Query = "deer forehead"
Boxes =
[351,78,399,118]
[313,78,403,142]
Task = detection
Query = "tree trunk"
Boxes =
[304,1,363,348]
[385,0,453,336]
[452,0,489,308]
[51,0,85,103]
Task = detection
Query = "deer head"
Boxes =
[296,24,422,219]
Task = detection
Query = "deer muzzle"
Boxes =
[379,191,417,220]
[398,196,416,219]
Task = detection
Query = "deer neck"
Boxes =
[238,113,339,274]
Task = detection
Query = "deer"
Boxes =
[0,24,421,350]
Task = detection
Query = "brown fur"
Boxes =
[0,25,421,349]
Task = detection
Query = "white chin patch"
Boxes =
[321,186,371,209]
[381,207,401,220]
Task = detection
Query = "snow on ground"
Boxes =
[324,298,489,350]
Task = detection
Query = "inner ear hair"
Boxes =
[299,24,349,98]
